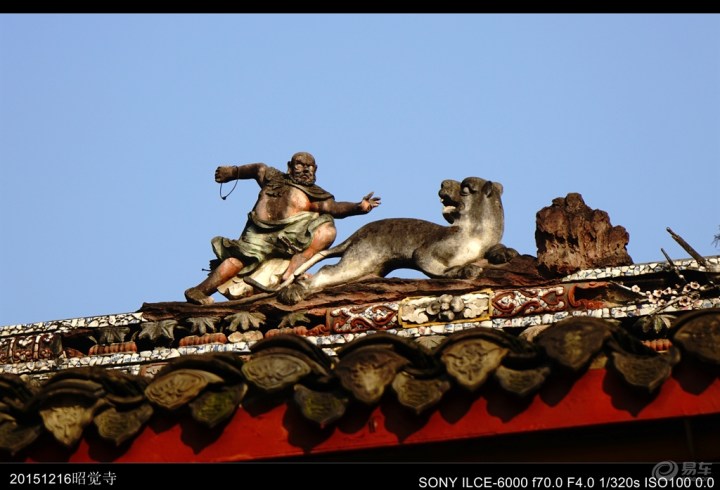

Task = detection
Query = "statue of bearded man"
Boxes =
[185,151,381,305]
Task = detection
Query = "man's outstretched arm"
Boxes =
[312,192,382,219]
[215,163,268,184]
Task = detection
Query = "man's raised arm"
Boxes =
[312,192,382,219]
[215,163,268,184]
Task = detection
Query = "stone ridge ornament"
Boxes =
[536,193,632,276]
[399,292,491,327]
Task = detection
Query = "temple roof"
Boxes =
[1,255,718,460]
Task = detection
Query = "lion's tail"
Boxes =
[292,240,349,277]
[269,240,351,293]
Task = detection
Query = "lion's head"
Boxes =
[439,177,504,228]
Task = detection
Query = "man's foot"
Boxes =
[282,252,314,281]
[184,288,215,305]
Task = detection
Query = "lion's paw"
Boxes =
[445,263,484,279]
[278,283,309,305]
[485,244,519,265]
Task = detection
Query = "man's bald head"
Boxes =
[290,152,316,167]
[288,151,317,186]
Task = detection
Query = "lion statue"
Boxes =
[278,176,518,304]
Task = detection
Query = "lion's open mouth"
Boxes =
[439,188,461,214]
[439,183,463,224]
[441,202,457,215]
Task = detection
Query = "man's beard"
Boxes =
[290,173,316,186]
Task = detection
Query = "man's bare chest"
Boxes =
[255,185,312,220]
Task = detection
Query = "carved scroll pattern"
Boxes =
[492,283,611,318]
[491,287,567,317]
[327,303,399,333]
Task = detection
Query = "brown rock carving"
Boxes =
[536,193,632,276]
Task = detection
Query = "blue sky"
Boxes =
[1,14,718,326]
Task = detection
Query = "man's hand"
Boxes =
[312,192,381,218]
[215,166,238,183]
[359,192,381,213]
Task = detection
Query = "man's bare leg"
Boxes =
[185,257,244,305]
[281,222,337,281]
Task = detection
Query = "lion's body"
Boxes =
[280,177,512,303]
